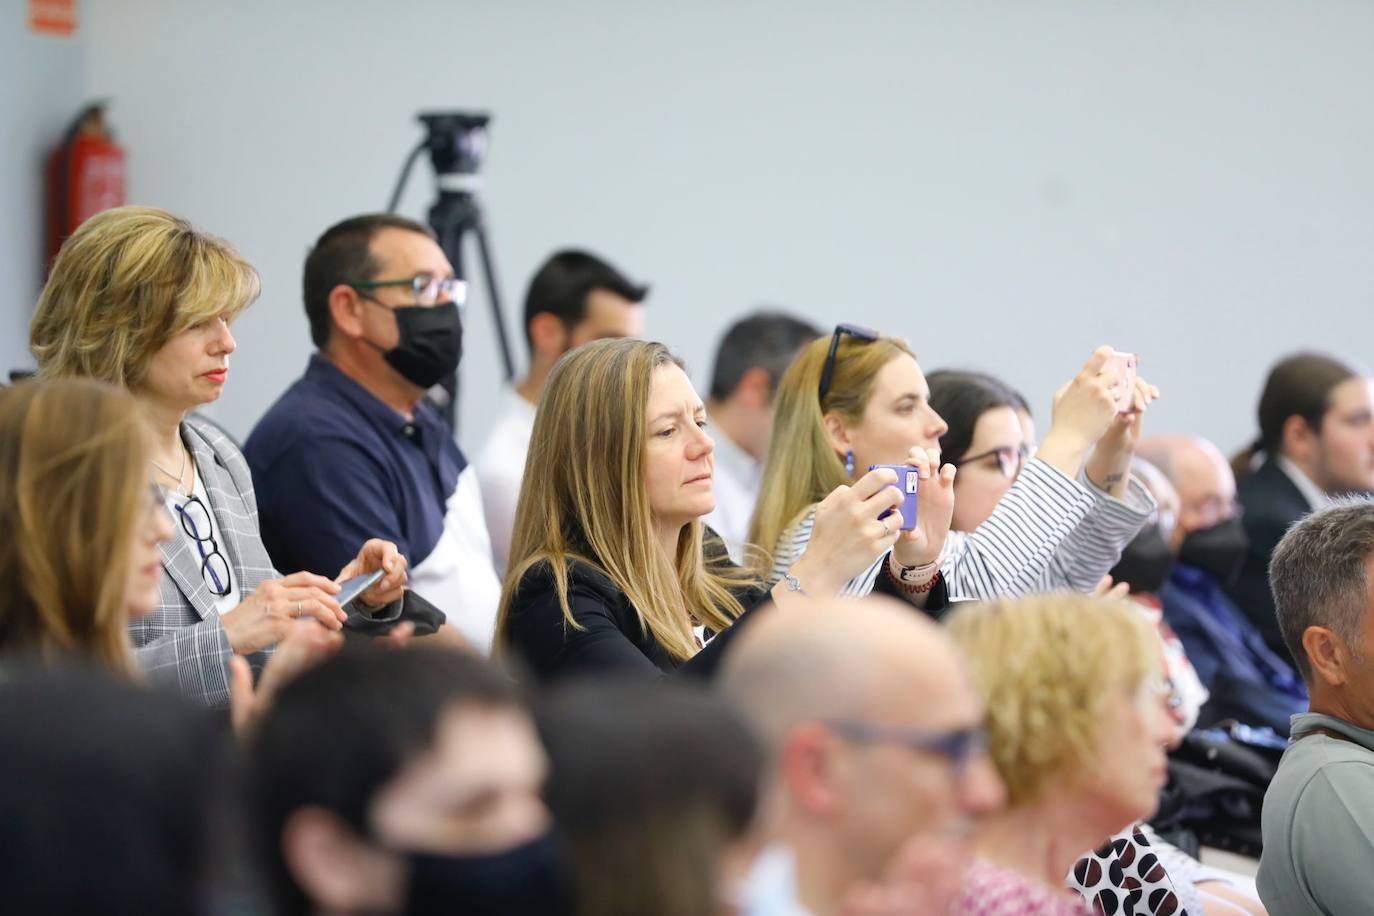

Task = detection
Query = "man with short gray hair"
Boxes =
[1257,498,1374,914]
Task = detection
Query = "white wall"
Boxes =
[57,1,1374,456]
[0,16,86,379]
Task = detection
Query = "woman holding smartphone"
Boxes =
[29,206,408,706]
[751,326,1159,607]
[496,338,952,682]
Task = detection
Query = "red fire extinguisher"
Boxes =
[45,101,126,271]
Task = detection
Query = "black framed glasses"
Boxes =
[351,274,468,308]
[823,718,988,781]
[173,493,233,597]
[818,323,880,401]
[954,444,1032,480]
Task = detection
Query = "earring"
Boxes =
[845,450,855,477]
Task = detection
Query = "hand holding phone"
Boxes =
[1105,351,1138,414]
[335,569,385,610]
[868,464,920,531]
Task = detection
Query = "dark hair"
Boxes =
[1232,352,1364,478]
[522,250,647,350]
[302,213,435,349]
[537,678,764,916]
[247,647,523,916]
[707,310,822,402]
[927,369,1030,467]
[1270,498,1374,683]
[0,665,229,916]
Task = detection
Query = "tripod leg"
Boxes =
[471,217,516,382]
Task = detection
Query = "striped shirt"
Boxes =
[770,458,1154,601]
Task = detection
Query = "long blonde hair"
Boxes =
[748,332,915,573]
[497,339,757,661]
[0,378,152,676]
[30,205,260,387]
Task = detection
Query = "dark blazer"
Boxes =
[1227,456,1314,659]
[503,536,948,683]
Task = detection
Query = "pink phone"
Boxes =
[1105,351,1138,414]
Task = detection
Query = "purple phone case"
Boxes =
[869,464,919,531]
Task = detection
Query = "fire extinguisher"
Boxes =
[45,101,126,272]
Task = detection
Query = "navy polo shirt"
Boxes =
[245,354,462,580]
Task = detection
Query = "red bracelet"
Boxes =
[887,564,942,595]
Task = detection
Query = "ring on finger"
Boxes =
[880,517,893,536]
[296,599,303,617]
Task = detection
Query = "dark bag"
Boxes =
[343,589,447,639]
[1150,721,1285,858]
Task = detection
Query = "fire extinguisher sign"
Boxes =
[29,0,78,37]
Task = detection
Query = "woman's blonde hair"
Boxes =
[747,332,915,573]
[0,378,153,676]
[944,593,1160,806]
[496,339,757,662]
[30,205,260,387]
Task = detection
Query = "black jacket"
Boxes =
[502,537,948,683]
[1226,456,1313,659]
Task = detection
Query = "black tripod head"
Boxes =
[418,111,491,182]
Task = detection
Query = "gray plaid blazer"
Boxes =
[130,415,277,707]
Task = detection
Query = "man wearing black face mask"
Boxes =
[248,646,573,916]
[1136,436,1306,734]
[246,214,502,652]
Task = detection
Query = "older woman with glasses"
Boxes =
[30,206,407,706]
[751,326,1161,609]
[945,593,1184,915]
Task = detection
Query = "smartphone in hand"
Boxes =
[1106,351,1138,414]
[336,569,385,609]
[868,464,919,531]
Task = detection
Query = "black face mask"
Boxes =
[1109,524,1175,595]
[1178,516,1250,586]
[404,832,573,916]
[381,302,463,389]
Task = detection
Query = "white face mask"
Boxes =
[726,844,814,916]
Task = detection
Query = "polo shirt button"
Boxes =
[403,425,416,437]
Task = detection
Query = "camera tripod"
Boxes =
[387,111,516,429]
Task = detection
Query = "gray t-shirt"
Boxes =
[1258,711,1374,914]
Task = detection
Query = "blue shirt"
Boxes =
[245,355,502,652]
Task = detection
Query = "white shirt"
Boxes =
[1276,455,1332,510]
[702,423,763,563]
[163,466,243,617]
[474,387,538,575]
[411,464,503,653]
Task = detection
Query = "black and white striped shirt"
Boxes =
[770,458,1154,601]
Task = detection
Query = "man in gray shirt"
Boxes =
[1258,498,1374,914]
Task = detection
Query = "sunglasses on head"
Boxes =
[818,324,881,401]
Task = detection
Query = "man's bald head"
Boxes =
[719,595,973,755]
[1139,435,1237,545]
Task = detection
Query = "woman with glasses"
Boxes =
[29,206,408,706]
[945,593,1184,915]
[497,338,914,682]
[751,327,1158,607]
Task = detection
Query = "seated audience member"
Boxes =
[753,333,1156,605]
[247,646,570,916]
[701,310,822,561]
[497,339,953,682]
[944,594,1185,915]
[244,215,493,648]
[475,250,647,574]
[1228,353,1374,656]
[1257,500,1374,914]
[1137,436,1306,735]
[718,595,1005,916]
[0,379,173,675]
[29,207,406,706]
[0,665,230,916]
[539,679,766,916]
